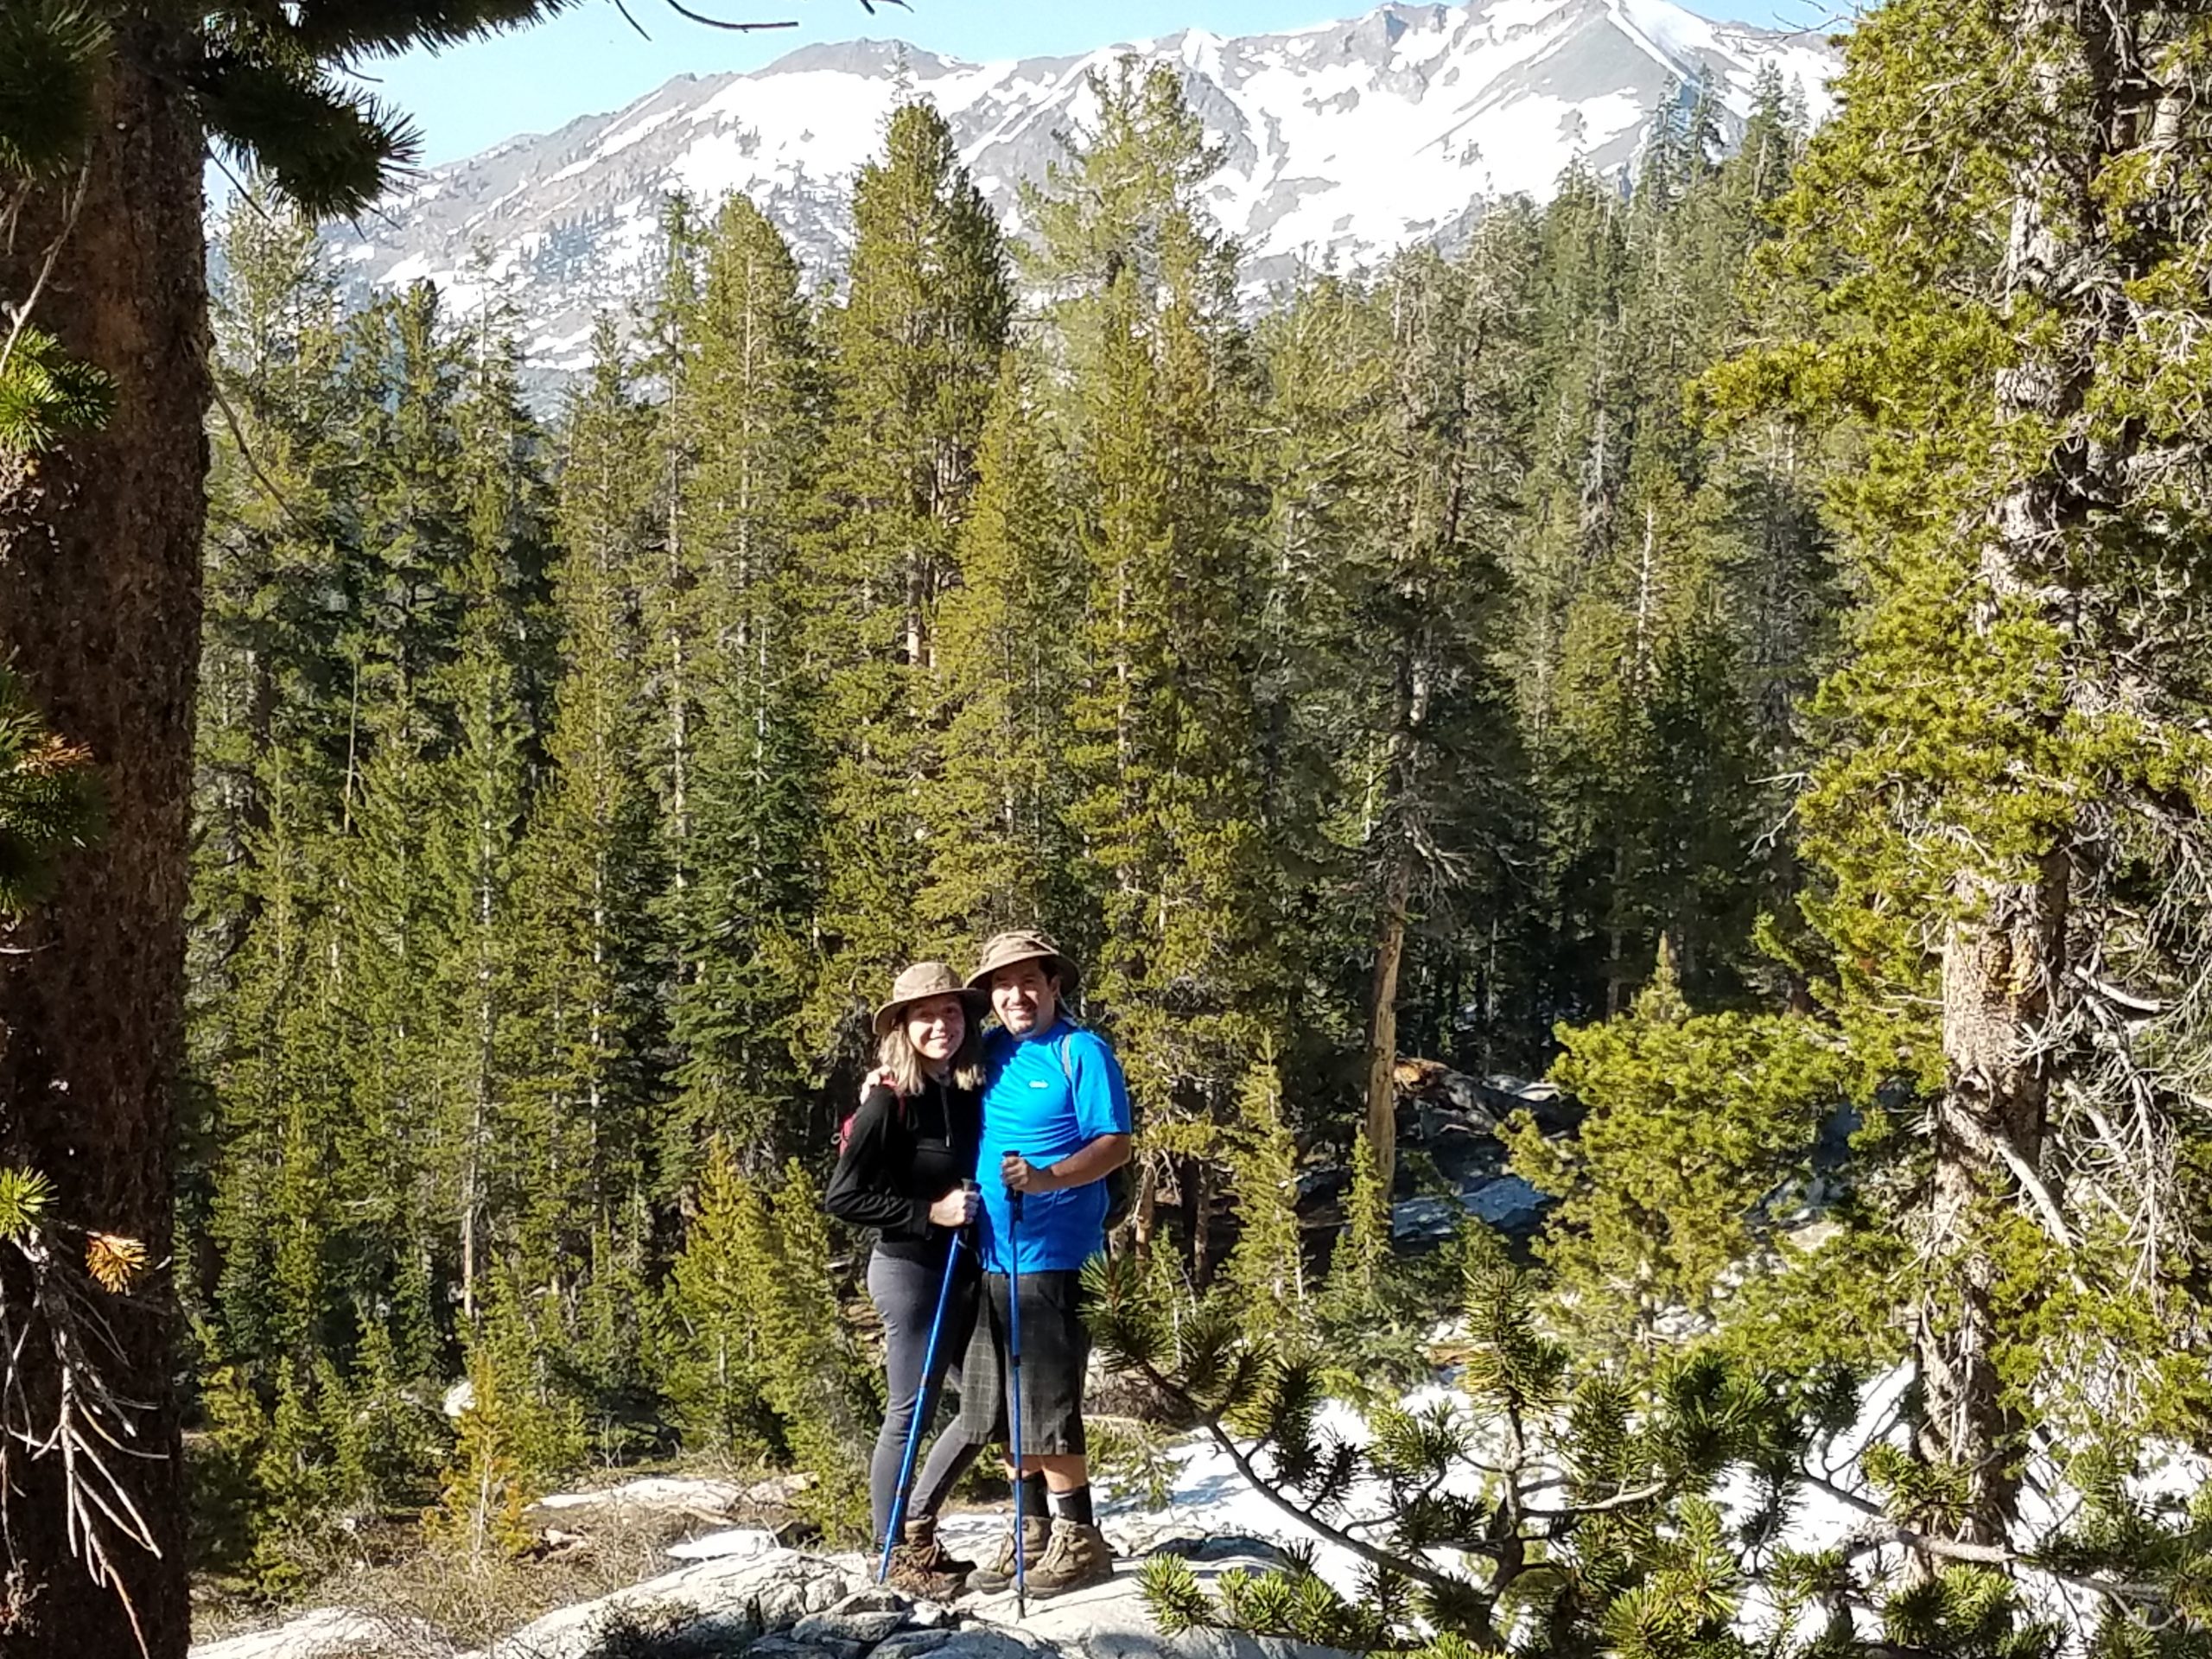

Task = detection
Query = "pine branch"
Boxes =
[197,57,422,218]
[1802,1470,2169,1607]
[1121,1344,1478,1603]
[280,0,582,54]
[0,2,109,177]
[0,160,92,385]
[658,0,798,30]
[1522,1478,1669,1521]
[209,380,321,537]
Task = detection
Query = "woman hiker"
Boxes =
[823,961,992,1596]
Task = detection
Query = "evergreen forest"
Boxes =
[6,0,2212,1651]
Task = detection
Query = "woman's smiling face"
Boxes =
[905,993,968,1064]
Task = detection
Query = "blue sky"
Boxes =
[365,0,1845,165]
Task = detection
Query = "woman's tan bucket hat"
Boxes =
[965,929,1080,997]
[873,961,989,1038]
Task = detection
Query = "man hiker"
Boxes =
[957,929,1131,1599]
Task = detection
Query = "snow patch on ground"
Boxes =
[194,1607,448,1659]
[537,1474,747,1515]
[665,1526,781,1562]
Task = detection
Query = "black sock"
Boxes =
[1050,1483,1094,1527]
[1017,1471,1047,1519]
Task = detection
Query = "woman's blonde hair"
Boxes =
[876,995,983,1096]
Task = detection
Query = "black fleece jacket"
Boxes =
[823,1076,982,1262]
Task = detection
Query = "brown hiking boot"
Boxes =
[1026,1519,1114,1599]
[965,1513,1051,1595]
[886,1515,972,1599]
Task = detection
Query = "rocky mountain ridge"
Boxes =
[328,0,1837,372]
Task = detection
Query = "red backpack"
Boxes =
[837,1076,904,1158]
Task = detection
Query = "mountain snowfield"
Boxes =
[332,0,1839,372]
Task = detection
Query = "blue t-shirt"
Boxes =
[975,1019,1132,1274]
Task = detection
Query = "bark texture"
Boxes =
[0,23,207,1659]
[1924,863,2067,1541]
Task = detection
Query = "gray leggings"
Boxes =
[867,1245,986,1548]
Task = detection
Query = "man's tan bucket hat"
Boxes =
[873,961,988,1038]
[966,929,1080,997]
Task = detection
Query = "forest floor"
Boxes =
[190,1356,2212,1657]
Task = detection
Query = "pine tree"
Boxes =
[428,289,554,1323]
[661,1138,778,1462]
[1511,939,1853,1363]
[573,1211,664,1465]
[1243,270,1386,1133]
[188,1363,271,1579]
[325,280,474,1375]
[1698,0,2212,1546]
[639,194,709,912]
[1515,112,1777,1027]
[1039,62,1276,1278]
[1090,1236,1880,1654]
[1221,1056,1306,1338]
[349,1317,448,1518]
[3,12,570,1637]
[247,1359,340,1592]
[505,320,666,1349]
[915,353,1085,950]
[428,1342,535,1562]
[806,100,1013,1070]
[1692,75,1834,994]
[662,194,824,1186]
[1338,237,1537,1192]
[188,185,361,1395]
[1323,1135,1389,1318]
[757,1160,874,1538]
[1503,163,1630,779]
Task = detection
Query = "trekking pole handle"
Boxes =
[1008,1152,1027,1220]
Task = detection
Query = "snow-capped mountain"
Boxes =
[330,0,1837,371]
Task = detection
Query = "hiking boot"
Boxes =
[966,1513,1051,1595]
[1026,1519,1114,1599]
[886,1516,973,1599]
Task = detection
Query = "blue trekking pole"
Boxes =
[1007,1162,1028,1620]
[878,1185,975,1586]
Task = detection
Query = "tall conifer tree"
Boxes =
[506,322,665,1355]
[664,195,825,1183]
[429,294,556,1322]
[917,356,1085,951]
[1338,238,1537,1192]
[1693,0,2212,1546]
[1036,61,1274,1275]
[807,101,1012,1064]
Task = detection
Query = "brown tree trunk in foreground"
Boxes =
[1923,863,2066,1545]
[0,24,206,1659]
[1914,0,2087,1551]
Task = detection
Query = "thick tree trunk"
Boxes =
[0,27,207,1659]
[1914,0,2088,1550]
[1922,861,2066,1543]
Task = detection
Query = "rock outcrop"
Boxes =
[192,1541,1357,1659]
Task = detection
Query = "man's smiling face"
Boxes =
[990,957,1059,1038]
